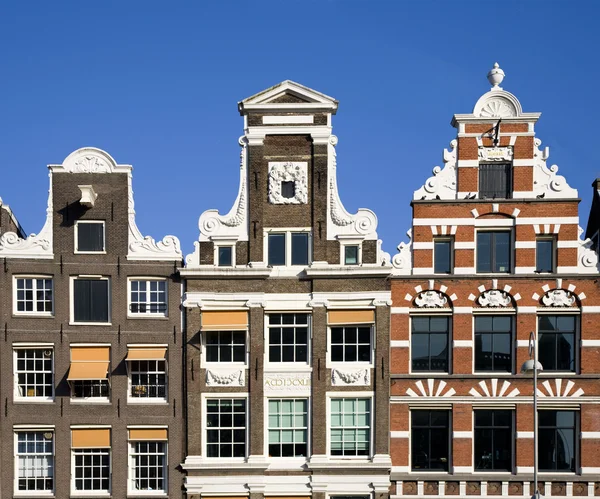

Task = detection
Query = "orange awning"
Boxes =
[328,309,375,325]
[129,428,168,441]
[126,348,167,361]
[201,310,248,331]
[72,428,111,448]
[71,346,110,362]
[67,362,109,381]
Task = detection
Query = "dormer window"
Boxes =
[479,163,512,199]
[266,230,310,267]
[75,221,105,253]
[281,181,295,199]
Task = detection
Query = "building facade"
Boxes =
[181,81,392,499]
[0,148,185,497]
[388,65,600,498]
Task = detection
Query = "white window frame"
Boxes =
[74,220,106,254]
[475,229,514,274]
[264,396,310,461]
[201,393,248,461]
[13,345,55,402]
[214,243,236,267]
[127,347,168,404]
[326,392,374,460]
[202,330,248,368]
[265,312,312,369]
[14,428,55,496]
[339,240,362,266]
[127,278,168,318]
[69,276,111,326]
[264,227,312,267]
[128,439,168,496]
[327,324,374,369]
[71,447,111,496]
[13,276,54,317]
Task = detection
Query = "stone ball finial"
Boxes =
[487,62,505,89]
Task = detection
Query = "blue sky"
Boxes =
[1,1,598,256]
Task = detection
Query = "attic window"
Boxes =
[281,181,295,199]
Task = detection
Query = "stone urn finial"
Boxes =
[487,62,505,90]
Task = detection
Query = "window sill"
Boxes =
[70,398,110,405]
[69,322,112,326]
[264,365,312,372]
[204,363,248,369]
[127,315,169,320]
[328,362,373,370]
[14,398,55,404]
[70,493,110,498]
[127,493,167,498]
[473,372,515,377]
[74,251,107,255]
[127,399,169,405]
[13,492,55,497]
[13,313,54,318]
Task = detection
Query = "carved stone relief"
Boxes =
[478,146,513,162]
[541,289,577,307]
[206,369,245,387]
[331,368,370,386]
[477,289,512,307]
[414,290,448,308]
[268,162,308,204]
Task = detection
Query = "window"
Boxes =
[330,326,371,363]
[536,238,555,273]
[539,410,577,472]
[434,238,453,274]
[267,231,310,266]
[344,245,359,265]
[14,348,54,400]
[330,398,371,457]
[538,315,576,372]
[205,331,246,363]
[479,163,512,199]
[268,399,308,457]
[206,398,246,458]
[411,410,450,471]
[281,181,295,199]
[72,278,110,323]
[268,313,309,363]
[73,448,110,493]
[477,231,511,273]
[16,431,54,493]
[129,360,167,400]
[474,410,513,471]
[411,316,449,372]
[68,346,110,401]
[218,246,233,267]
[129,279,167,316]
[75,221,105,253]
[475,315,512,372]
[14,277,53,315]
[72,380,109,399]
[129,442,167,493]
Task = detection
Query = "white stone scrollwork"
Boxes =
[268,162,308,204]
[478,146,513,162]
[478,289,512,307]
[576,226,600,272]
[532,139,578,199]
[413,140,457,200]
[206,369,244,387]
[415,290,448,308]
[52,147,125,174]
[331,368,370,386]
[541,289,577,307]
[478,98,516,118]
[327,136,379,239]
[390,229,412,275]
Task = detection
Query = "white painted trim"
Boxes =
[390,431,409,438]
[516,431,534,439]
[453,307,472,314]
[582,340,600,347]
[453,340,473,348]
[412,217,579,226]
[452,466,473,473]
[581,467,600,474]
[391,340,409,348]
[515,266,537,273]
[517,307,537,314]
[516,466,534,473]
[454,267,476,274]
[262,115,314,125]
[413,267,434,274]
[581,431,600,439]
[454,242,475,249]
[516,340,530,347]
[453,431,472,438]
[391,307,409,314]
[512,159,534,166]
[581,306,600,313]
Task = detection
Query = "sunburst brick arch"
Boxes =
[469,378,520,397]
[406,379,456,397]
[537,379,584,398]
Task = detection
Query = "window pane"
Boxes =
[77,223,104,252]
[268,234,286,266]
[291,233,309,266]
[218,247,233,267]
[477,232,492,272]
[536,239,554,272]
[539,410,576,472]
[411,410,449,471]
[494,232,511,273]
[479,163,511,199]
[434,240,451,274]
[344,246,359,265]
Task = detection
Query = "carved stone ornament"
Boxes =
[390,229,412,275]
[577,226,600,272]
[413,140,457,200]
[541,289,577,307]
[206,369,244,387]
[331,368,370,386]
[268,162,308,204]
[478,98,516,118]
[414,290,447,308]
[478,146,513,162]
[477,289,512,307]
[532,138,578,199]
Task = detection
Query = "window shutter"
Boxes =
[90,280,109,322]
[74,280,92,322]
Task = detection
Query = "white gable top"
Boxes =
[239,80,338,114]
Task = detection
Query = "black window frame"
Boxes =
[75,221,105,253]
[535,237,556,273]
[411,410,450,471]
[72,277,110,323]
[433,237,453,274]
[538,410,578,472]
[330,325,372,363]
[205,398,247,458]
[410,315,450,373]
[474,409,514,471]
[479,163,512,199]
[476,230,512,274]
[205,330,246,364]
[538,314,577,372]
[267,313,310,364]
[474,315,513,373]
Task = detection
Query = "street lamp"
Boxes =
[521,331,543,499]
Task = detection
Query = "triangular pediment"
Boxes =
[240,80,338,107]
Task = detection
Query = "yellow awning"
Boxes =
[72,428,111,448]
[201,310,248,331]
[328,309,375,325]
[126,348,167,361]
[67,362,109,381]
[71,346,110,362]
[129,428,168,441]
